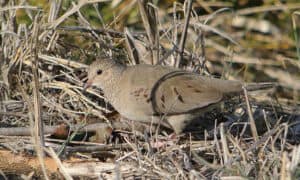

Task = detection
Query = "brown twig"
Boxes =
[138,0,159,65]
[176,0,193,67]
[243,86,258,142]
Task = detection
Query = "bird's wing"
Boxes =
[152,71,241,115]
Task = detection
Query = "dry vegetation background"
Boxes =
[0,0,300,179]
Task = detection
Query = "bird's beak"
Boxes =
[83,79,93,91]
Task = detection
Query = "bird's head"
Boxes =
[83,58,123,90]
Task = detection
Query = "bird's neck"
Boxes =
[102,65,126,103]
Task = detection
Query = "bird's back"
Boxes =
[113,64,242,120]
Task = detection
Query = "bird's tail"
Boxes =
[244,82,276,91]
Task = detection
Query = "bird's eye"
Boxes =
[96,69,103,75]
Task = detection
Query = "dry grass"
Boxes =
[0,0,299,179]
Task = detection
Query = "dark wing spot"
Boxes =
[177,94,184,103]
[146,97,151,103]
[160,95,165,103]
[132,88,146,97]
[194,89,202,93]
[187,84,193,88]
[173,87,180,95]
[143,94,148,98]
[173,87,184,103]
[161,103,165,109]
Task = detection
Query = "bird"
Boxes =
[84,57,272,134]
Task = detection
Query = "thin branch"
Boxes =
[176,0,193,67]
[243,86,259,142]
